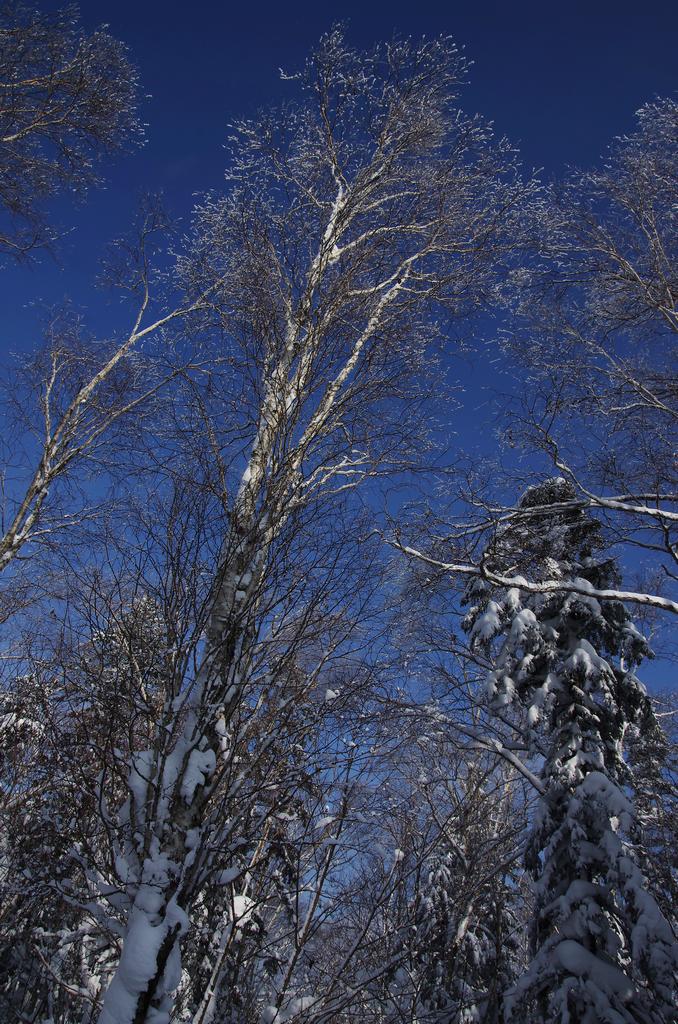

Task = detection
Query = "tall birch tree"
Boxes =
[88,30,537,1023]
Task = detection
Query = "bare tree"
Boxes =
[0,1,143,258]
[52,29,538,1023]
[395,99,677,635]
[0,200,220,587]
[502,97,677,608]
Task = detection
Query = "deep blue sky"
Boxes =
[3,0,676,345]
[1,1,676,680]
[87,0,677,188]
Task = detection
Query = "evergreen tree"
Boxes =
[384,760,524,1024]
[463,478,678,1024]
[627,707,678,935]
[411,831,519,1024]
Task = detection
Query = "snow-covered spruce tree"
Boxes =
[463,477,678,1024]
[627,703,678,935]
[409,818,520,1024]
[347,732,524,1024]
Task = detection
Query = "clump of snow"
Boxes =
[231,894,254,924]
[180,746,216,804]
[471,600,502,642]
[263,996,317,1022]
[555,940,635,1000]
